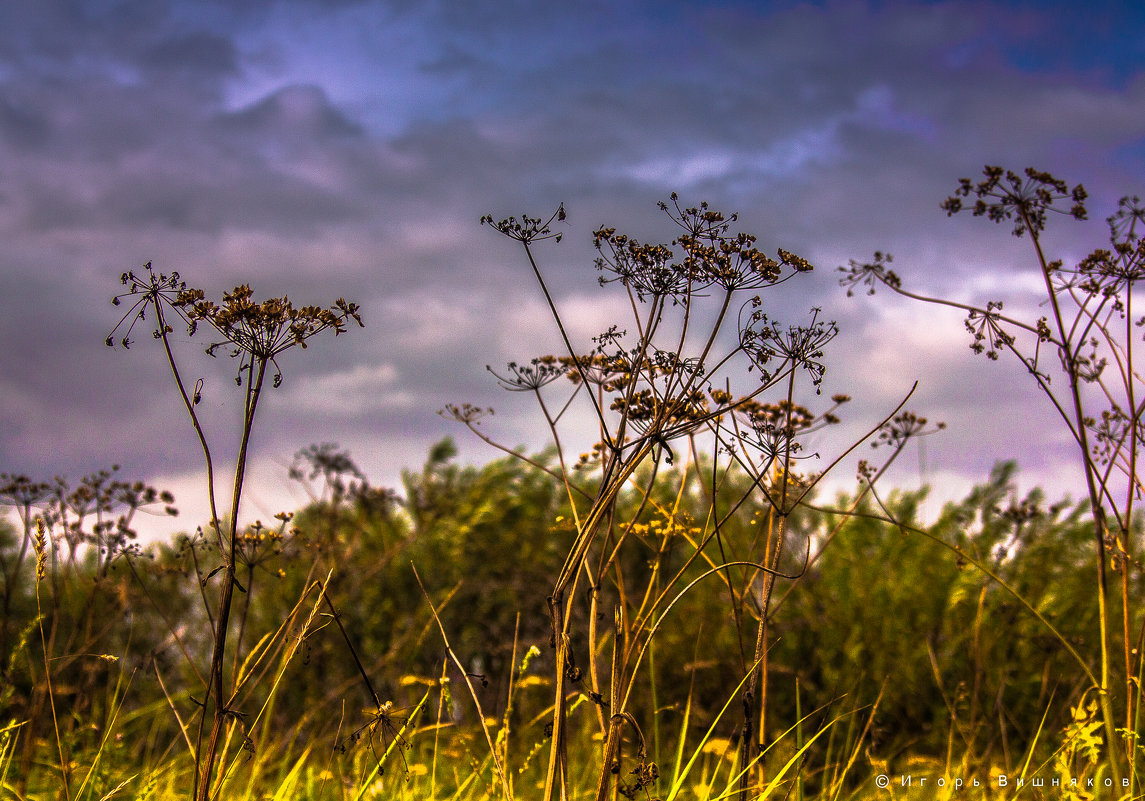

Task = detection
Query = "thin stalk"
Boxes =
[153,302,224,551]
[321,589,382,708]
[1123,288,1137,734]
[35,562,70,800]
[412,564,513,800]
[1025,217,1122,786]
[196,355,267,801]
[522,241,612,444]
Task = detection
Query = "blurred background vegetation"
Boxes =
[1,440,1125,795]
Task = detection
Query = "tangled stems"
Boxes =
[475,199,895,801]
[110,263,361,800]
[842,167,1142,788]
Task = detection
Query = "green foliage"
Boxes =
[776,464,1098,766]
[194,440,570,733]
[1,443,1138,796]
[215,450,1115,776]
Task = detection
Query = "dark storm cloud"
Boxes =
[0,1,238,93]
[2,0,1145,532]
[0,91,51,151]
[139,30,239,77]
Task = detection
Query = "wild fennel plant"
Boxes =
[841,166,1145,791]
[459,198,918,800]
[108,263,362,800]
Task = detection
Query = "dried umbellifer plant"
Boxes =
[841,166,1144,789]
[109,262,362,800]
[0,466,177,795]
[454,198,915,800]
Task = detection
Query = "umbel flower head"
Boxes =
[108,264,197,348]
[592,194,813,302]
[838,250,900,296]
[487,356,566,392]
[480,204,566,244]
[110,262,363,387]
[740,306,838,391]
[183,284,363,386]
[941,165,1087,238]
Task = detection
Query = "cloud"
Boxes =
[267,362,412,415]
[3,0,1145,534]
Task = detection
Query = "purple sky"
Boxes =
[2,0,1144,535]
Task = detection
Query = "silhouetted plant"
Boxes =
[464,197,916,800]
[841,166,1145,790]
[108,262,362,800]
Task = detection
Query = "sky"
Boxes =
[2,0,1144,537]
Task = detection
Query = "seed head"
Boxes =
[942,166,1087,238]
[34,517,47,581]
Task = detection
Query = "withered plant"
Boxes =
[108,263,362,800]
[840,166,1145,791]
[448,198,920,800]
[1,467,176,793]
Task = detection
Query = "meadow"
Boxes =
[1,167,1142,800]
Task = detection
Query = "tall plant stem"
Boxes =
[1122,290,1137,737]
[738,370,799,801]
[1025,218,1123,786]
[154,303,223,549]
[522,242,611,444]
[195,356,267,801]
